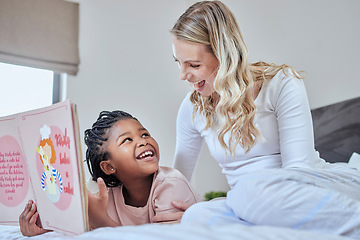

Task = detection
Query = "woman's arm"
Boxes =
[152,201,191,223]
[173,93,203,180]
[155,95,203,223]
[274,73,318,168]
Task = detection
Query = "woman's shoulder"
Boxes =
[270,68,301,84]
[265,68,305,94]
[177,91,196,121]
[180,91,194,108]
[258,68,306,108]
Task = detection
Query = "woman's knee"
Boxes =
[182,199,227,224]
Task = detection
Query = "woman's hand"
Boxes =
[87,178,118,229]
[19,200,51,236]
[152,201,191,223]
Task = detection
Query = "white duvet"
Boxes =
[0,223,353,240]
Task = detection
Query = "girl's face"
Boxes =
[172,37,219,97]
[105,119,159,183]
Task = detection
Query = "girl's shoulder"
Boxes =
[156,166,188,182]
[152,167,202,209]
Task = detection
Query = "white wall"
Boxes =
[68,0,360,197]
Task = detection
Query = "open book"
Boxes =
[0,100,88,235]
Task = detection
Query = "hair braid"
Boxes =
[84,110,138,187]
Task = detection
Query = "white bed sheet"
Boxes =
[0,223,353,240]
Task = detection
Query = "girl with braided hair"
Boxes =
[19,110,201,236]
[84,110,201,229]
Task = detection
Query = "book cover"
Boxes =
[0,100,88,235]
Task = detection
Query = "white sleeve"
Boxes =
[173,94,203,181]
[274,75,317,168]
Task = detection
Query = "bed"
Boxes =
[0,222,354,240]
[311,96,360,164]
[1,97,359,240]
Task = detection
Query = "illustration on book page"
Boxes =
[35,124,74,210]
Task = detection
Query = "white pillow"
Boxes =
[348,152,360,170]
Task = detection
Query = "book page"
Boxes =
[17,100,87,235]
[71,103,89,230]
[0,114,34,225]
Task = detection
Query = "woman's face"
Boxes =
[172,37,219,97]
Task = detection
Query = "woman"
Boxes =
[154,1,360,238]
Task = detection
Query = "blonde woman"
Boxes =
[153,1,360,238]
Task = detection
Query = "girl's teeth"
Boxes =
[139,151,152,158]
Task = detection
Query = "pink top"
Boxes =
[106,166,202,226]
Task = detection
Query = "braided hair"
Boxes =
[84,110,138,187]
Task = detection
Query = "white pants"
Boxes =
[182,197,251,227]
[183,166,360,238]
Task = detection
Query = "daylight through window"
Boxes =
[0,62,54,117]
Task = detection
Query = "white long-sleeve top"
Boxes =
[173,70,330,189]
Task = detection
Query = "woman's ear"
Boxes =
[99,160,116,175]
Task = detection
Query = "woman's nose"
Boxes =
[179,66,188,81]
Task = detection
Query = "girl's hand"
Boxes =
[87,178,118,229]
[19,200,51,236]
[152,201,191,223]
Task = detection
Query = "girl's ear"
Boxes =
[99,160,116,175]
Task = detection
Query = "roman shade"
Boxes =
[0,0,79,75]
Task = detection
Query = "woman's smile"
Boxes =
[193,80,206,91]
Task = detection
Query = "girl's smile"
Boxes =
[136,149,155,161]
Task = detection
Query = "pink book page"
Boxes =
[17,100,86,235]
[0,114,34,225]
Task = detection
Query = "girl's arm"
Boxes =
[19,200,51,236]
[88,178,119,229]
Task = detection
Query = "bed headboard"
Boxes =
[311,96,360,163]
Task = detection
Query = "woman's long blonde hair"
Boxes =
[171,1,302,155]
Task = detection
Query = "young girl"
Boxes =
[19,110,201,235]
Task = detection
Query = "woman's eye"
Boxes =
[190,64,200,68]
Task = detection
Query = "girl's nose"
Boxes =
[137,140,148,148]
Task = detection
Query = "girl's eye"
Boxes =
[142,133,150,138]
[122,138,132,144]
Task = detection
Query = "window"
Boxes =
[0,62,65,117]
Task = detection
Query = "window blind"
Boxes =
[0,0,80,75]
